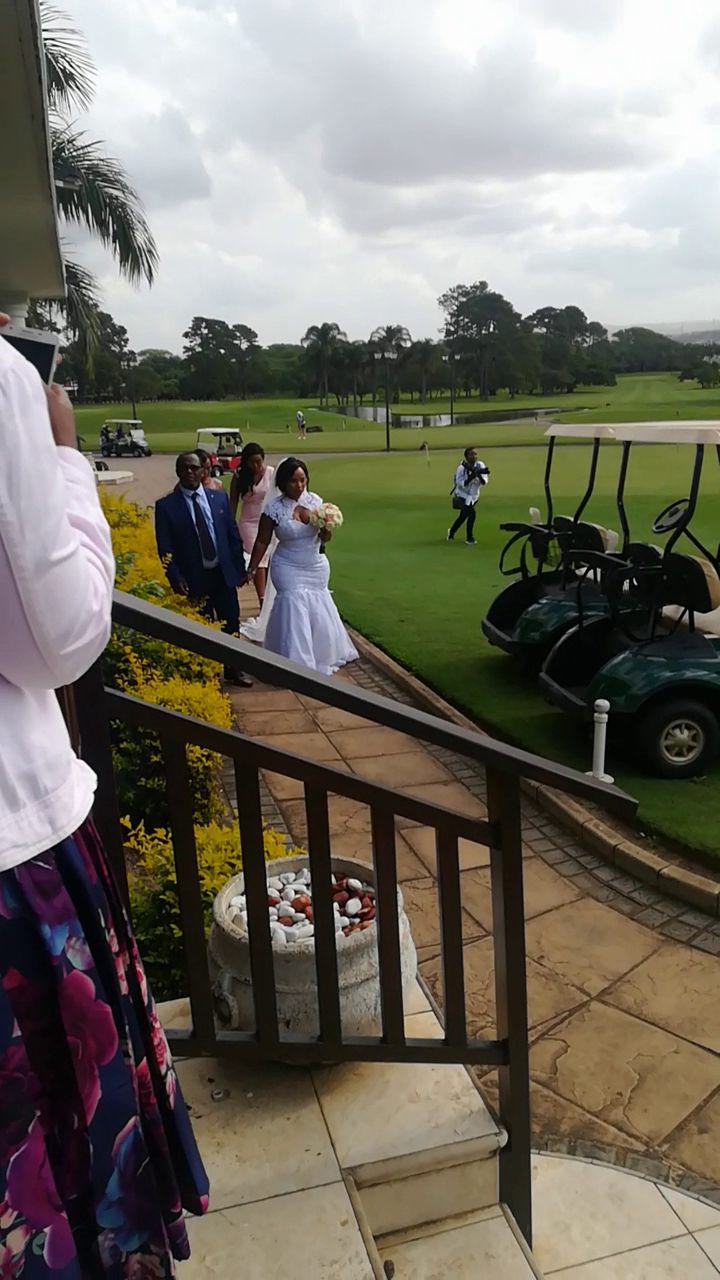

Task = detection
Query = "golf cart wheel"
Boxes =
[636,698,719,778]
[145,448,152,457]
[211,464,223,478]
[101,445,111,457]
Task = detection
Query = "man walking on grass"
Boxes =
[447,447,490,545]
[155,452,253,687]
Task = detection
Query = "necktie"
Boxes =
[191,492,216,561]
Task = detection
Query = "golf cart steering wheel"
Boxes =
[652,498,690,535]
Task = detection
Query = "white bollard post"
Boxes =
[587,698,614,784]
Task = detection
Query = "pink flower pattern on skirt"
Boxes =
[0,821,209,1278]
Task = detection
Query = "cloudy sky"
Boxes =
[64,0,720,352]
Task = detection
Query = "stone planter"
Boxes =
[208,854,417,1038]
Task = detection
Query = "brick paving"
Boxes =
[222,588,720,1204]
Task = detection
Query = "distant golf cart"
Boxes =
[100,420,152,458]
[195,428,243,476]
[540,422,720,778]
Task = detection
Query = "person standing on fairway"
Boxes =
[447,447,489,545]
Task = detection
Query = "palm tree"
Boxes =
[38,3,158,349]
[301,322,347,407]
[369,324,412,404]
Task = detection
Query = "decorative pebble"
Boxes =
[232,868,378,947]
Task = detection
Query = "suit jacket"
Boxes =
[155,487,247,597]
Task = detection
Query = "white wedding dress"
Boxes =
[262,490,358,675]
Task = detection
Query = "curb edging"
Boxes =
[347,628,720,918]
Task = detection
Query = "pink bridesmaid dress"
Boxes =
[237,464,275,565]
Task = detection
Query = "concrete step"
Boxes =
[375,1204,543,1279]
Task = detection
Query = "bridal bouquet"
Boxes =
[308,501,344,532]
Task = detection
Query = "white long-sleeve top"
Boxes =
[0,337,115,870]
[454,459,489,506]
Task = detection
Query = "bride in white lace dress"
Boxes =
[246,457,358,675]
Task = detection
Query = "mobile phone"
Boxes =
[0,324,61,385]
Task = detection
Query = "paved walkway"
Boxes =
[227,591,720,1205]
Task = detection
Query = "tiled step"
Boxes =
[375,1204,542,1278]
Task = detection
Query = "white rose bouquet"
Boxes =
[307,502,344,532]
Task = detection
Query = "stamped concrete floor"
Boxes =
[226,607,720,1206]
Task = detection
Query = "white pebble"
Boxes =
[346,897,362,917]
[294,869,310,885]
[333,901,340,913]
[282,923,298,939]
[292,911,306,923]
[270,924,287,946]
[334,915,343,931]
[268,877,283,892]
[268,907,278,920]
[280,887,295,903]
[267,889,281,905]
[331,874,337,885]
[280,872,296,885]
[337,916,350,929]
[277,903,294,919]
[347,878,363,893]
[294,924,314,940]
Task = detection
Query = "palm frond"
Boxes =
[63,259,101,368]
[40,2,95,114]
[52,127,159,286]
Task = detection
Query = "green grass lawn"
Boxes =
[75,372,720,458]
[305,443,720,864]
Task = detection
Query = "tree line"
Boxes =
[57,281,720,405]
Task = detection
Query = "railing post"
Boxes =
[486,766,532,1248]
[73,660,130,909]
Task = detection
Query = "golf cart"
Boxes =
[540,422,720,777]
[481,425,631,666]
[195,428,243,476]
[99,420,152,458]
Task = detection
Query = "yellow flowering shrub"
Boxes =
[125,818,302,999]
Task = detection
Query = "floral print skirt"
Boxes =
[0,820,209,1278]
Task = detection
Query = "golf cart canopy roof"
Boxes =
[546,421,720,445]
[195,428,241,438]
[103,419,143,425]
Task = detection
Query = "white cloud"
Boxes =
[60,0,720,348]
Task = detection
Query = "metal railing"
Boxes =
[73,590,636,1246]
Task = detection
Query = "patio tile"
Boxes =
[229,687,300,712]
[477,1075,644,1153]
[310,705,376,731]
[464,860,582,931]
[176,1057,339,1210]
[420,936,586,1040]
[378,1214,535,1278]
[327,726,418,757]
[605,943,720,1053]
[313,1028,497,1172]
[530,1003,720,1146]
[664,1092,720,1185]
[350,750,452,788]
[240,709,317,736]
[260,730,342,762]
[659,1185,720,1232]
[401,877,485,951]
[696,1225,720,1268]
[547,1235,718,1277]
[524,898,661,997]
[183,1183,374,1279]
[531,1152,685,1273]
[402,824,490,872]
[262,769,306,801]
[403,781,486,819]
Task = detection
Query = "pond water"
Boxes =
[332,405,561,428]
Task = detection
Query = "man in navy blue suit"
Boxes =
[155,452,252,686]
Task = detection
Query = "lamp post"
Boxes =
[373,349,398,452]
[442,351,456,426]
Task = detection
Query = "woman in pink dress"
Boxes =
[230,442,275,605]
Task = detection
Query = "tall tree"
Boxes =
[439,282,522,399]
[369,325,412,403]
[301,322,347,406]
[39,4,158,350]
